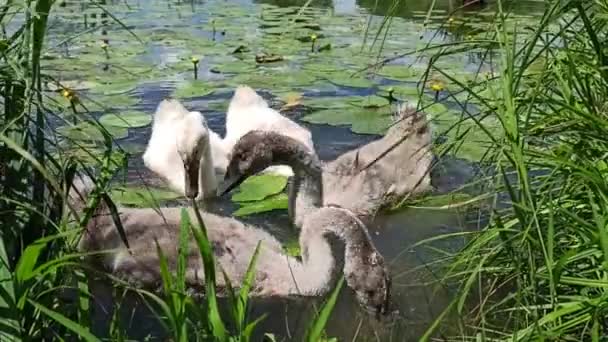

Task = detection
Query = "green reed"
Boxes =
[370,0,608,340]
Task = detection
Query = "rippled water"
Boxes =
[46,0,544,340]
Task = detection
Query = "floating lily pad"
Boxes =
[376,65,420,81]
[378,84,421,99]
[99,111,152,128]
[102,93,142,109]
[302,106,393,135]
[110,186,182,207]
[211,60,256,74]
[232,174,288,202]
[53,147,126,167]
[234,193,289,217]
[301,96,353,109]
[325,73,374,88]
[348,95,390,108]
[58,122,129,142]
[90,79,138,95]
[172,80,216,99]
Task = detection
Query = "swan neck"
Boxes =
[294,208,376,294]
[288,152,323,228]
[198,134,218,198]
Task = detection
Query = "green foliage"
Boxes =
[411,1,608,340]
[231,175,289,216]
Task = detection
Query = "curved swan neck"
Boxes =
[290,207,377,295]
[198,133,218,199]
[288,150,323,227]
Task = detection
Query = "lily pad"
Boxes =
[90,79,138,95]
[348,95,390,108]
[58,122,129,142]
[172,80,216,99]
[101,93,142,108]
[210,60,256,74]
[301,96,354,109]
[110,186,182,207]
[53,147,126,167]
[302,106,393,135]
[378,84,421,99]
[99,111,152,128]
[234,193,289,217]
[232,174,288,202]
[376,65,420,81]
[325,73,374,88]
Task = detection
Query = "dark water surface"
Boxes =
[46,0,543,340]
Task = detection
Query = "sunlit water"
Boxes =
[46,0,544,340]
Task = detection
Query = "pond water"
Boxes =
[45,0,544,340]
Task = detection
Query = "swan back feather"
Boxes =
[223,85,314,177]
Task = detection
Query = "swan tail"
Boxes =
[154,98,190,122]
[230,85,268,109]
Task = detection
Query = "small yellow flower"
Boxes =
[100,42,108,49]
[430,81,444,92]
[448,17,454,23]
[191,57,199,64]
[310,34,317,41]
[61,89,71,98]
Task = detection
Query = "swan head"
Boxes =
[346,249,392,316]
[219,130,311,195]
[175,111,210,199]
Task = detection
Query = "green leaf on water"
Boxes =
[232,174,288,202]
[99,111,152,128]
[378,84,421,99]
[110,186,182,207]
[57,122,129,141]
[90,79,138,95]
[172,80,216,99]
[234,193,289,217]
[102,93,142,109]
[210,60,256,74]
[376,64,420,81]
[302,106,393,135]
[348,95,390,108]
[301,96,354,109]
[325,73,374,88]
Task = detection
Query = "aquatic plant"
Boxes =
[382,0,608,340]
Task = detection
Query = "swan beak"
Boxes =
[184,162,200,199]
[219,173,246,196]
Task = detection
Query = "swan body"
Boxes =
[323,105,433,221]
[143,86,315,199]
[223,85,315,177]
[71,176,390,314]
[143,99,220,199]
[221,106,433,226]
